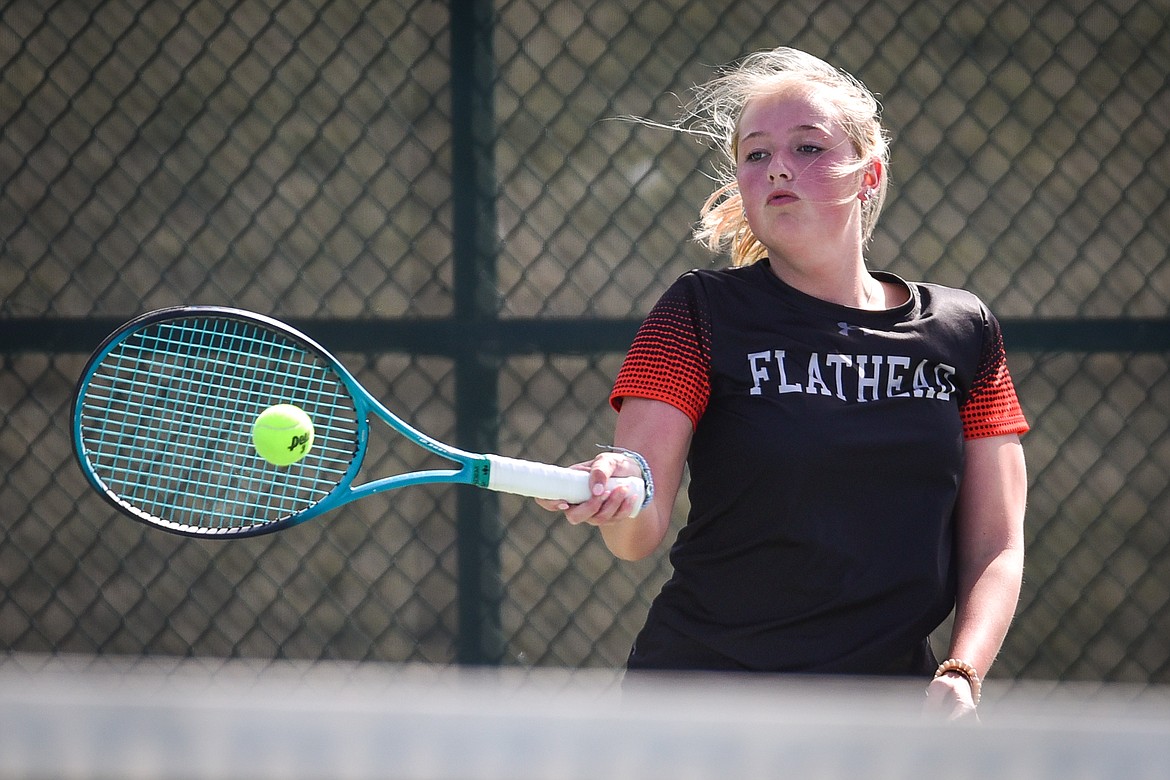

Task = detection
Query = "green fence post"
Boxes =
[450,0,504,666]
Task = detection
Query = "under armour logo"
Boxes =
[838,321,860,336]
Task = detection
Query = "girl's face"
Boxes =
[735,88,873,259]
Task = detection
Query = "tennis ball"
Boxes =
[252,404,314,466]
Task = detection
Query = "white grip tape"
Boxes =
[484,454,645,517]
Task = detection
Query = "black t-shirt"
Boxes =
[611,260,1028,674]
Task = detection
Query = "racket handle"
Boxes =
[484,454,646,517]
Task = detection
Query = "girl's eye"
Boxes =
[797,144,823,154]
[743,149,768,163]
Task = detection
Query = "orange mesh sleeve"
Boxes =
[960,320,1029,440]
[610,283,711,429]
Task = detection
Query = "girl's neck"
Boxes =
[765,251,886,310]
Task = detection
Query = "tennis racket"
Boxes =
[71,306,644,538]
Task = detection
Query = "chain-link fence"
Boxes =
[2,0,1168,683]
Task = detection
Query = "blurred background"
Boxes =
[1,0,1168,687]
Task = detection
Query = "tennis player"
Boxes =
[539,47,1028,721]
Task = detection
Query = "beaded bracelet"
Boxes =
[934,658,982,706]
[598,445,655,511]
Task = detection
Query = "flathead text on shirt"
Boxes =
[747,350,958,403]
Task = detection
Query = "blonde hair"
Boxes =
[681,48,890,266]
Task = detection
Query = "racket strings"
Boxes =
[77,315,361,533]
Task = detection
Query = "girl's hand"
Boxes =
[923,672,980,722]
[534,450,645,526]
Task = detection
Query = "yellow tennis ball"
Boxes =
[252,404,314,466]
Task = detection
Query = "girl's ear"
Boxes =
[863,158,883,189]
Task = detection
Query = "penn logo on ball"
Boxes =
[252,404,314,466]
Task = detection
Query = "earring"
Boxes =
[860,187,875,202]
